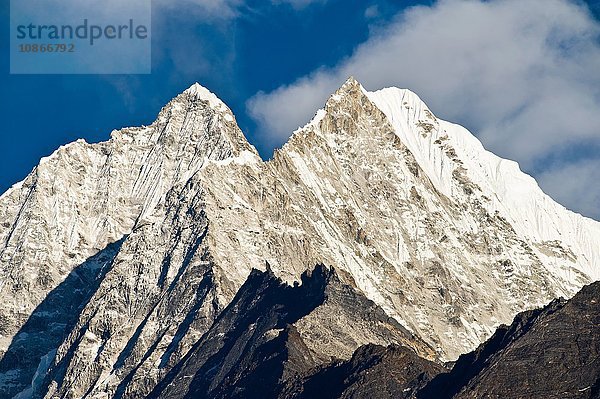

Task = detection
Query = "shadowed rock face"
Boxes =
[148,264,432,399]
[284,343,445,399]
[418,281,600,399]
[148,265,327,399]
[280,281,600,399]
[0,239,125,399]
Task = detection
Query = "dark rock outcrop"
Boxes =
[147,276,600,399]
[277,281,600,399]
[148,264,431,399]
[419,281,600,399]
[147,264,327,399]
[284,343,444,399]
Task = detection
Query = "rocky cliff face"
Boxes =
[147,264,431,399]
[418,280,600,399]
[0,78,598,398]
[0,84,257,398]
[283,343,444,399]
[281,281,600,399]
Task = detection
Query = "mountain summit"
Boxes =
[0,79,598,398]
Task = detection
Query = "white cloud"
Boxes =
[365,5,380,19]
[248,70,339,141]
[538,158,600,220]
[154,0,244,20]
[247,0,600,219]
[271,0,328,9]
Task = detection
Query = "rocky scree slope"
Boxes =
[0,78,598,398]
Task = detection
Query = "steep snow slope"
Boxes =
[367,87,600,282]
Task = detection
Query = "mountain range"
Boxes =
[0,78,598,398]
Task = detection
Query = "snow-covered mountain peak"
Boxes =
[290,76,380,140]
[339,75,364,91]
[329,76,373,104]
[184,82,229,111]
[147,83,257,160]
[366,85,600,281]
[286,76,382,142]
[0,82,258,377]
[262,77,599,359]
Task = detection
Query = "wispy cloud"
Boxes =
[154,0,245,20]
[247,0,600,219]
[153,0,327,20]
[538,158,600,219]
[364,4,380,19]
[271,0,328,9]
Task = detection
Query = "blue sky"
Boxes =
[1,0,599,219]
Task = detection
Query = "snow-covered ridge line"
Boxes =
[0,140,88,202]
[366,85,600,281]
[184,82,234,120]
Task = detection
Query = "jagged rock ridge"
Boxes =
[0,78,598,398]
[279,280,600,399]
[418,280,600,399]
[147,264,431,399]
